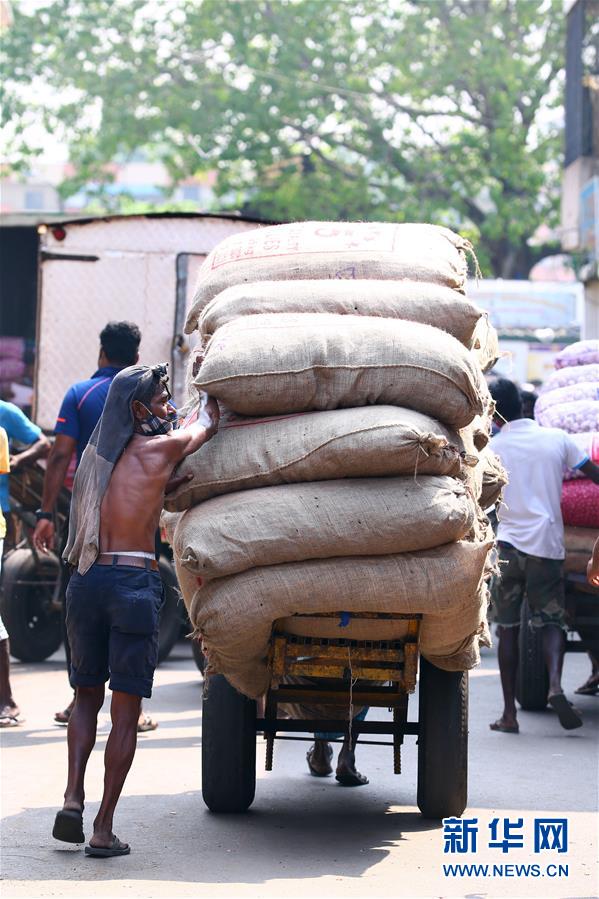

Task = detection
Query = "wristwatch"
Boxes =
[35,509,53,522]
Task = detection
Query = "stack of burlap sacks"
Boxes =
[535,339,599,575]
[164,222,506,699]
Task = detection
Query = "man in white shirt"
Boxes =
[488,378,599,733]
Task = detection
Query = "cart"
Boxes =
[201,611,469,819]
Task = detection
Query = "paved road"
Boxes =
[1,639,597,899]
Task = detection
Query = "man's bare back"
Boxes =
[100,385,218,554]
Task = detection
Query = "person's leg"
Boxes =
[0,634,20,722]
[336,707,369,786]
[489,544,524,733]
[493,625,520,730]
[527,556,582,730]
[89,690,141,850]
[62,685,105,812]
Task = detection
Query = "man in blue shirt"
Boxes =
[0,400,50,526]
[31,322,160,728]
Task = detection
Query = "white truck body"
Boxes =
[34,213,262,429]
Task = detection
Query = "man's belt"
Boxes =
[96,554,159,572]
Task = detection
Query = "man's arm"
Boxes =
[579,459,599,485]
[32,433,76,553]
[9,432,50,469]
[165,396,219,464]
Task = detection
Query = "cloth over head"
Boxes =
[63,364,167,574]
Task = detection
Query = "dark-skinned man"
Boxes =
[52,363,218,856]
[488,377,599,735]
[31,321,160,731]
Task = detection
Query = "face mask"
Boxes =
[138,403,179,436]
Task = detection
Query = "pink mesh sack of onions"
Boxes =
[561,479,599,528]
[536,399,599,433]
[540,363,599,394]
[555,340,599,370]
[535,382,598,414]
[563,432,599,480]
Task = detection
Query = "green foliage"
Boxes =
[1,0,565,277]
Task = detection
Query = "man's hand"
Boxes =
[164,472,193,496]
[8,454,21,471]
[33,518,55,555]
[200,396,220,439]
[588,537,599,587]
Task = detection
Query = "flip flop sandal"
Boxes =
[490,720,519,734]
[574,680,599,696]
[0,715,23,728]
[85,837,130,858]
[306,743,333,777]
[53,808,85,844]
[548,693,583,730]
[335,771,370,787]
[137,715,158,733]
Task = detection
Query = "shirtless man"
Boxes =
[51,364,217,857]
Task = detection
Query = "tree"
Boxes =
[1,0,565,277]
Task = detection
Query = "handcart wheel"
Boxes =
[417,657,468,819]
[202,674,257,812]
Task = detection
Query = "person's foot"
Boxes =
[54,696,75,726]
[548,692,583,730]
[335,746,369,786]
[574,672,599,696]
[490,715,519,734]
[306,740,333,776]
[52,803,84,844]
[137,712,158,733]
[86,832,130,858]
[0,702,22,727]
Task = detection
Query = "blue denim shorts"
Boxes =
[66,563,163,698]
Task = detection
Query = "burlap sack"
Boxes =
[195,313,490,427]
[185,221,475,332]
[478,447,508,510]
[186,537,493,697]
[198,278,479,343]
[165,405,469,512]
[563,526,598,574]
[173,476,477,582]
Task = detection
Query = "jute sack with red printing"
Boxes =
[195,313,490,427]
[172,476,478,582]
[185,537,493,698]
[164,405,468,513]
[185,221,475,333]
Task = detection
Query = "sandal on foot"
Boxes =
[574,677,599,696]
[0,714,22,728]
[548,693,583,730]
[85,837,130,858]
[306,743,333,777]
[335,770,369,787]
[490,720,519,734]
[137,714,158,733]
[53,808,84,844]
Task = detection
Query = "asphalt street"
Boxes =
[1,637,597,899]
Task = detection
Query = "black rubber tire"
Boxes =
[157,558,184,665]
[191,637,206,674]
[202,674,256,812]
[0,548,62,662]
[515,599,549,710]
[417,657,468,819]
